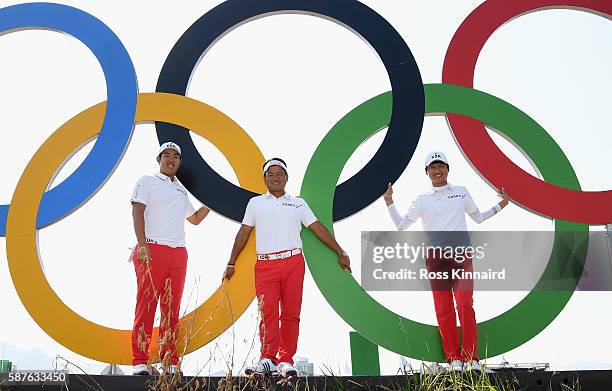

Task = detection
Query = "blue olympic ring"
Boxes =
[0,2,137,236]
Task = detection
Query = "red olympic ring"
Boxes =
[442,0,612,224]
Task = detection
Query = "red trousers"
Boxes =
[426,251,478,362]
[255,253,305,365]
[131,243,187,366]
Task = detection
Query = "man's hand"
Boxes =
[497,187,510,208]
[383,182,394,206]
[223,265,235,281]
[223,224,253,282]
[187,205,211,225]
[338,252,351,272]
[308,221,351,273]
[137,244,151,263]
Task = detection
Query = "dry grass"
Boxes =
[41,264,583,391]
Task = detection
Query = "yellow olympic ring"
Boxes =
[6,92,265,364]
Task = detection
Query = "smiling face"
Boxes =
[426,161,449,187]
[264,165,288,194]
[157,148,181,178]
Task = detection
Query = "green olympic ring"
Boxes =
[301,83,588,361]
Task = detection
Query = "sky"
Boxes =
[0,0,611,376]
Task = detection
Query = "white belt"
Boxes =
[257,248,302,261]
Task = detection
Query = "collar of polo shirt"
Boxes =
[430,182,454,193]
[155,172,177,183]
[265,191,291,200]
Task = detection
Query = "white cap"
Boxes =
[158,141,181,156]
[263,159,287,173]
[425,151,448,166]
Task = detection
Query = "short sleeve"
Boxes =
[463,188,478,214]
[184,195,196,219]
[299,200,318,227]
[131,176,150,205]
[242,198,256,227]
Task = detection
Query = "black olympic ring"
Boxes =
[156,0,425,222]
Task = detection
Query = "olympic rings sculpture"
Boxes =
[2,0,610,364]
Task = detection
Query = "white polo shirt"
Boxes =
[388,183,500,231]
[131,172,196,248]
[242,192,318,254]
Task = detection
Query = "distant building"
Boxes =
[295,357,314,376]
[488,359,549,372]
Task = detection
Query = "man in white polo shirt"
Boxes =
[223,158,351,378]
[130,141,210,376]
[384,151,509,372]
